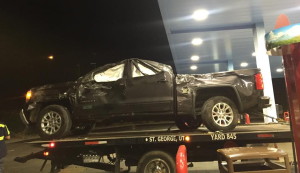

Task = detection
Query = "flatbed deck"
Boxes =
[16,123,293,173]
[30,123,292,145]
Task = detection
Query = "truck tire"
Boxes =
[137,151,175,173]
[175,117,201,131]
[36,105,72,139]
[201,96,238,132]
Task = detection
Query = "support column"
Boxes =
[211,33,220,72]
[225,36,234,71]
[253,22,277,122]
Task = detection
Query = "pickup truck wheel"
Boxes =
[137,151,175,173]
[201,96,238,132]
[36,105,72,139]
[175,117,201,131]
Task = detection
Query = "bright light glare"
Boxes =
[48,55,54,60]
[190,65,198,70]
[43,152,49,156]
[276,68,283,72]
[252,52,256,57]
[240,62,248,67]
[185,136,191,142]
[192,9,209,21]
[191,38,203,46]
[26,90,32,102]
[49,142,55,148]
[191,55,200,61]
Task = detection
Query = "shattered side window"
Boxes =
[132,65,143,77]
[94,64,124,82]
[132,63,156,78]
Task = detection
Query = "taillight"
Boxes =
[255,73,264,90]
[49,142,55,148]
[42,142,56,148]
[43,151,49,156]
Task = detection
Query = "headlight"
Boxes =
[26,90,32,102]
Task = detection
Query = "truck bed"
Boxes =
[29,123,292,145]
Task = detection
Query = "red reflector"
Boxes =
[257,134,274,138]
[85,141,99,145]
[255,73,264,90]
[85,141,107,145]
[49,142,55,148]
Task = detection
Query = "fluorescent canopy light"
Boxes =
[192,9,209,21]
[190,65,198,70]
[191,38,203,46]
[240,62,248,67]
[276,68,283,72]
[191,55,200,61]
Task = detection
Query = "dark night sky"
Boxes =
[0,1,288,112]
[0,1,174,102]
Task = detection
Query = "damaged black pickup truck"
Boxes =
[20,58,270,139]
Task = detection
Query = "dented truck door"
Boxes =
[124,60,174,115]
[75,62,127,119]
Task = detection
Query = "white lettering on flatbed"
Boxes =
[145,136,185,143]
[210,133,237,141]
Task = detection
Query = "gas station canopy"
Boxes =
[158,0,300,78]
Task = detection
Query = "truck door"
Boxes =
[124,60,174,114]
[75,62,127,118]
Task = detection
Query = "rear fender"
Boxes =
[195,86,242,112]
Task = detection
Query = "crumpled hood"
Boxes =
[31,81,75,91]
[30,81,75,102]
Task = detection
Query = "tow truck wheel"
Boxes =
[137,151,175,173]
[36,105,72,139]
[175,117,201,131]
[201,96,238,132]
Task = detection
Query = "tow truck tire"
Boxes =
[137,151,175,173]
[201,96,238,132]
[36,105,72,139]
[175,117,201,131]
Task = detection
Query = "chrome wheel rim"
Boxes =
[41,111,62,135]
[144,159,170,173]
[212,102,234,127]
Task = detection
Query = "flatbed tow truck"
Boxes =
[15,123,293,173]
